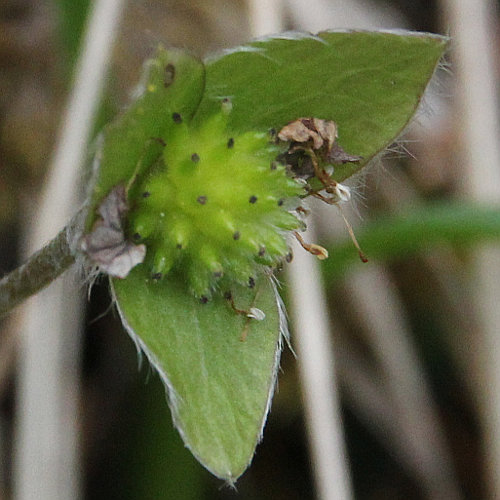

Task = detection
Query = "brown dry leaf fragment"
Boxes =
[81,231,146,279]
[80,184,146,278]
[310,117,337,151]
[278,117,337,151]
[278,117,361,165]
[98,243,146,279]
[97,184,128,230]
[278,118,323,149]
[327,142,363,164]
[284,152,316,180]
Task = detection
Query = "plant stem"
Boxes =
[0,223,76,319]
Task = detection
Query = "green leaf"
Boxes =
[55,0,91,69]
[87,47,205,226]
[112,270,284,481]
[85,31,449,482]
[194,30,448,180]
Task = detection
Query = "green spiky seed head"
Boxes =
[128,103,306,298]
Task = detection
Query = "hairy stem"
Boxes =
[0,223,77,319]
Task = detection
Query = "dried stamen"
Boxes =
[293,231,329,260]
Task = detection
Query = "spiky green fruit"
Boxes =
[128,104,306,298]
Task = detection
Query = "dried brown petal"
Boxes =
[278,119,323,149]
[96,242,146,278]
[81,184,146,278]
[97,184,128,231]
[312,118,337,151]
[278,117,338,151]
[327,142,362,164]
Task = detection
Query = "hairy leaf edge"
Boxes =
[110,275,289,482]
